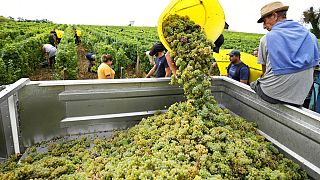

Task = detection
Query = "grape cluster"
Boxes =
[0,15,308,179]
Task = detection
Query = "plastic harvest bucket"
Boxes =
[76,30,81,37]
[157,0,225,52]
[55,30,64,38]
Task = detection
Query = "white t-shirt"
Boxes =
[43,44,57,58]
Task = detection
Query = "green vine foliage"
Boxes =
[80,26,157,78]
[221,31,262,54]
[0,58,8,85]
[55,26,78,80]
[0,21,64,84]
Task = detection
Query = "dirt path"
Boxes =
[29,68,55,81]
[76,44,97,80]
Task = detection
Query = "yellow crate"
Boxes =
[157,0,225,52]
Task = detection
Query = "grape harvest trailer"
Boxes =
[0,77,319,178]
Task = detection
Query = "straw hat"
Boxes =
[257,1,289,23]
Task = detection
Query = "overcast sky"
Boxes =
[0,0,319,34]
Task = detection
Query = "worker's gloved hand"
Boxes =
[213,34,224,53]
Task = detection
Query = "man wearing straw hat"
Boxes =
[250,1,319,107]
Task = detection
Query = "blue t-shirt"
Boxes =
[155,55,169,78]
[227,62,249,81]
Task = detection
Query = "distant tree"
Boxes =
[17,17,25,21]
[0,16,13,22]
[39,19,52,23]
[303,7,320,38]
[14,17,52,23]
[7,16,14,21]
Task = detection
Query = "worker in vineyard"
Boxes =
[250,1,319,107]
[145,42,171,78]
[86,52,96,72]
[226,49,250,84]
[55,30,63,46]
[74,30,81,45]
[48,30,57,47]
[98,54,115,79]
[41,44,57,68]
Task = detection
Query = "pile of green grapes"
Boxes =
[0,15,307,179]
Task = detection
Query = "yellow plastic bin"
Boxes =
[76,30,81,37]
[157,0,225,52]
[214,49,263,83]
[55,30,64,38]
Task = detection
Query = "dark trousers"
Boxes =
[88,60,95,72]
[49,56,55,67]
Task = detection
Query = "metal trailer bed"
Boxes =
[0,77,319,178]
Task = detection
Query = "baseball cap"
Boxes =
[149,42,166,56]
[227,49,241,56]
